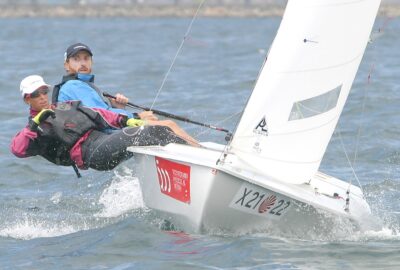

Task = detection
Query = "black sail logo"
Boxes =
[254,117,268,136]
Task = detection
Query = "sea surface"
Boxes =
[0,16,399,269]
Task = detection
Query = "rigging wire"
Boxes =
[339,62,376,202]
[150,0,207,111]
[193,111,242,138]
[352,64,374,167]
[339,14,389,202]
[338,129,365,197]
[145,0,237,141]
[216,48,271,164]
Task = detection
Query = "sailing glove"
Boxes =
[29,109,55,131]
[126,118,145,127]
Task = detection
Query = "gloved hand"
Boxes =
[126,118,145,127]
[29,109,56,131]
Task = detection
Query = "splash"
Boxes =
[95,166,145,218]
[50,191,63,204]
[350,227,400,241]
[0,217,77,240]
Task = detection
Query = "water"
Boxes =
[0,16,400,269]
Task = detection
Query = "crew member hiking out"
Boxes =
[11,75,197,176]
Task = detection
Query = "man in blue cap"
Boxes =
[53,42,155,121]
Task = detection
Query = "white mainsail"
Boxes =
[229,0,381,184]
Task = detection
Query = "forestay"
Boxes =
[229,0,381,184]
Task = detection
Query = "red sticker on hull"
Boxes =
[155,157,191,204]
[258,195,277,213]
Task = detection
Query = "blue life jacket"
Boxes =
[52,74,134,118]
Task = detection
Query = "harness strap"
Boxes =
[54,141,81,178]
[86,81,112,107]
[72,163,82,178]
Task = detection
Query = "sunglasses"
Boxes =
[28,88,49,99]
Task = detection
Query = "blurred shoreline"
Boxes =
[0,4,399,18]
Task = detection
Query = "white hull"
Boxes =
[128,143,372,234]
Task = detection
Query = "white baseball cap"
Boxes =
[20,75,51,98]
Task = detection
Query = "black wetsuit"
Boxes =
[81,125,187,171]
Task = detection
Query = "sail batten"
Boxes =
[271,53,364,74]
[229,0,381,184]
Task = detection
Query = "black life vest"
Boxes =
[32,101,112,167]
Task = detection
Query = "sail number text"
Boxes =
[229,185,291,219]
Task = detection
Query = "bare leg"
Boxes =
[146,120,199,147]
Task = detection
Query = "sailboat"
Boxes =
[127,0,382,233]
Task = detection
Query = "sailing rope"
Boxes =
[150,0,207,111]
